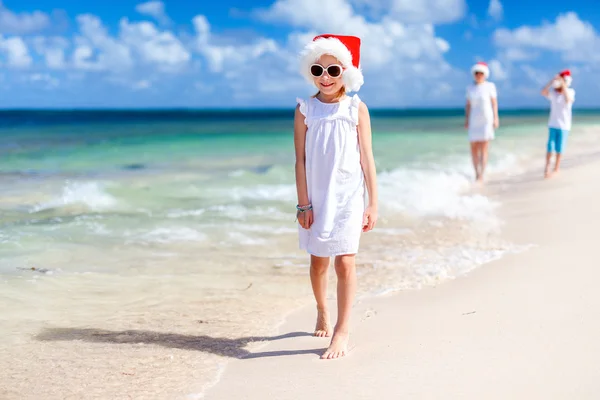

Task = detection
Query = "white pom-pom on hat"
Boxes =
[299,34,364,92]
[559,69,573,87]
[471,62,490,78]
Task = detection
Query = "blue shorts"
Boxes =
[547,128,569,154]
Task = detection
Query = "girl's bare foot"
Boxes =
[314,309,333,337]
[321,330,349,359]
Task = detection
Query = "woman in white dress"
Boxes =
[294,34,378,360]
[464,62,499,183]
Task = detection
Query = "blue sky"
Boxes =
[1,0,599,108]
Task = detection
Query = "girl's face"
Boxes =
[553,78,564,91]
[474,71,485,84]
[311,54,344,95]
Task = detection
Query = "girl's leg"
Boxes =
[545,129,556,178]
[544,152,553,178]
[322,254,356,360]
[479,141,489,181]
[310,255,332,337]
[554,130,567,174]
[470,142,480,181]
[554,153,562,173]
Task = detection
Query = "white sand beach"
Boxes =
[205,151,600,399]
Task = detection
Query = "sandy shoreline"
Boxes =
[205,150,600,399]
[2,128,599,399]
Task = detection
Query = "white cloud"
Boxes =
[247,0,461,105]
[257,0,360,33]
[132,79,151,90]
[74,14,133,71]
[27,73,59,88]
[70,14,191,73]
[33,36,70,69]
[0,35,32,68]
[72,44,99,70]
[256,0,453,72]
[520,65,549,86]
[431,81,452,98]
[436,38,450,53]
[0,1,50,34]
[120,18,190,69]
[349,0,466,24]
[501,47,537,61]
[488,0,503,21]
[259,0,466,27]
[0,0,467,106]
[494,12,600,63]
[488,59,508,80]
[193,15,279,73]
[135,1,170,25]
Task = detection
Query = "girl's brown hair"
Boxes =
[312,86,346,100]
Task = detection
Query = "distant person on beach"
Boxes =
[294,34,378,360]
[541,70,575,178]
[464,62,499,183]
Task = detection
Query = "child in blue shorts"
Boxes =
[540,70,575,178]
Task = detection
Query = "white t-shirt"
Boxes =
[547,89,575,130]
[466,82,497,128]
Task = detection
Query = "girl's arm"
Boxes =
[541,75,558,97]
[357,102,378,232]
[465,100,471,129]
[491,97,499,129]
[294,105,312,229]
[562,86,574,103]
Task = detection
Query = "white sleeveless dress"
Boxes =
[296,95,365,257]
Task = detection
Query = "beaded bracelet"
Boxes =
[296,204,313,212]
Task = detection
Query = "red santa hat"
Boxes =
[471,62,490,78]
[559,69,573,86]
[300,34,364,92]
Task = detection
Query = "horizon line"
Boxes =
[2,106,599,112]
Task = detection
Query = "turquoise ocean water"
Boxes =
[2,108,600,397]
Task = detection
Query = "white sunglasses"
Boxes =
[310,64,344,78]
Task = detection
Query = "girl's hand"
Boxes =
[493,118,499,129]
[362,206,378,232]
[297,210,313,230]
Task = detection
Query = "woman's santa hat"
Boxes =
[559,69,573,86]
[300,34,364,92]
[471,62,490,78]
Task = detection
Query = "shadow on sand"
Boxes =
[35,328,324,359]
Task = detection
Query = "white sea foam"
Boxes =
[375,228,412,235]
[166,209,206,219]
[126,227,207,244]
[379,167,498,221]
[227,184,296,202]
[0,231,10,244]
[208,205,292,221]
[225,232,268,246]
[361,244,533,297]
[30,181,118,213]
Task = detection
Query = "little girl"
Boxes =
[294,34,378,360]
[540,70,575,178]
[464,62,499,183]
